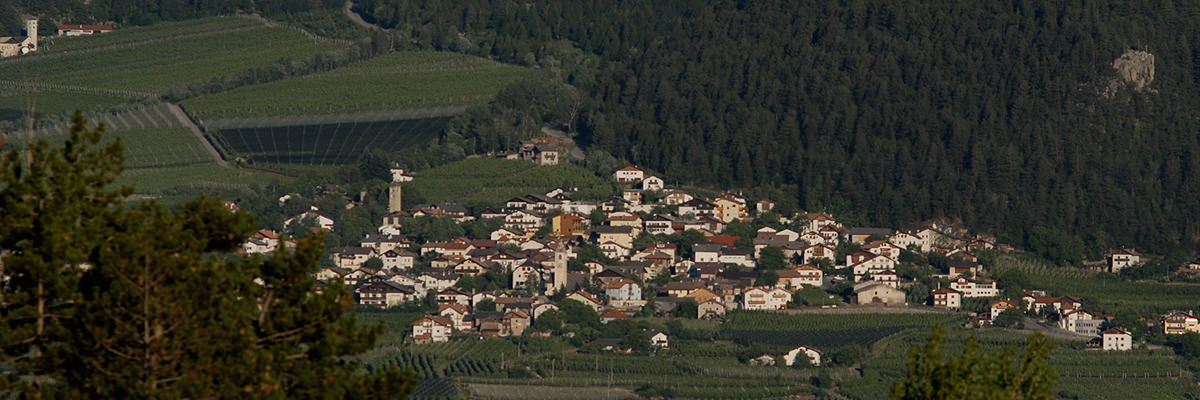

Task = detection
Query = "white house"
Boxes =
[741,287,792,310]
[614,165,645,183]
[284,210,335,231]
[932,288,962,310]
[412,316,453,343]
[1101,328,1132,351]
[776,266,823,289]
[1162,311,1200,335]
[641,175,665,191]
[650,330,669,347]
[783,346,822,366]
[1108,250,1140,273]
[56,23,113,36]
[605,278,643,301]
[379,249,416,271]
[948,277,998,298]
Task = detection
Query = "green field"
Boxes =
[0,91,129,123]
[0,17,342,97]
[115,164,281,196]
[404,158,617,209]
[181,51,532,120]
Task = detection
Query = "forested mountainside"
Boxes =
[353,0,706,63]
[579,0,1200,255]
[9,0,1200,256]
[0,0,341,35]
[364,0,1200,256]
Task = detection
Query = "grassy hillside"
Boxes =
[403,158,616,209]
[181,51,532,120]
[0,17,343,102]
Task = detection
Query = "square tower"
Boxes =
[25,19,36,51]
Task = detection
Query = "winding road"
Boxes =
[345,1,382,31]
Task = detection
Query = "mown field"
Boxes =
[182,51,531,120]
[0,17,342,98]
[404,158,618,209]
[212,116,451,165]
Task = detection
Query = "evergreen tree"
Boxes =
[892,326,1056,400]
[0,112,416,398]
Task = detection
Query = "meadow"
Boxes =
[0,17,342,97]
[403,158,618,209]
[182,51,532,120]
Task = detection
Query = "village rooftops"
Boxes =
[850,227,894,237]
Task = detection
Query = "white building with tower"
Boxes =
[0,19,38,58]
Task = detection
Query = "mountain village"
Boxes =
[226,158,1200,360]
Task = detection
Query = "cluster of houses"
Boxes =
[982,292,1134,351]
[273,164,1032,347]
[233,160,1176,355]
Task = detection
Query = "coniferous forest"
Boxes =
[356,0,1200,256]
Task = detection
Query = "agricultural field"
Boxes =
[212,116,451,165]
[114,164,280,199]
[840,328,1200,400]
[0,91,128,124]
[992,255,1200,313]
[0,17,343,98]
[182,51,532,120]
[404,158,618,209]
[720,310,967,350]
[19,103,213,169]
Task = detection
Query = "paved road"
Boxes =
[167,103,227,166]
[541,126,585,159]
[345,1,381,30]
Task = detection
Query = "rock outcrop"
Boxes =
[1105,49,1155,97]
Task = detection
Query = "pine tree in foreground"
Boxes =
[0,112,416,399]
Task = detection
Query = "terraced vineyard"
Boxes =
[182,51,532,120]
[212,115,451,165]
[0,17,343,98]
[22,103,212,168]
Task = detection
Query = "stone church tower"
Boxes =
[388,163,413,213]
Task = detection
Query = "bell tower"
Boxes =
[388,163,412,213]
[25,19,37,52]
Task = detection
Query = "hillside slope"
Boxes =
[579,0,1200,254]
